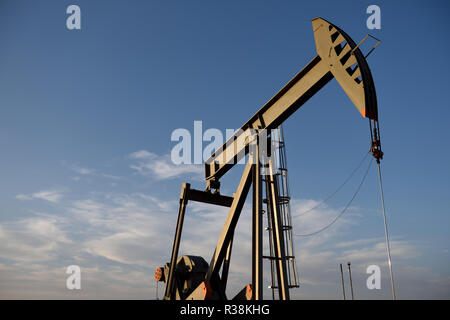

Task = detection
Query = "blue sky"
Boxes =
[0,0,449,299]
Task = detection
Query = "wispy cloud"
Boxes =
[72,166,93,175]
[0,215,71,263]
[129,150,202,180]
[62,161,127,185]
[341,239,420,264]
[5,188,450,299]
[62,161,94,176]
[16,190,63,203]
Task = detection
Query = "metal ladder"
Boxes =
[262,125,299,299]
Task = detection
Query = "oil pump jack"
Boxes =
[154,17,383,300]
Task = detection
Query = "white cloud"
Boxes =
[73,167,92,175]
[0,262,156,299]
[15,194,33,201]
[63,161,125,183]
[129,150,156,160]
[0,192,176,299]
[4,188,450,299]
[68,194,176,267]
[0,216,72,263]
[341,239,420,264]
[16,190,63,203]
[61,161,94,175]
[101,173,123,180]
[129,150,202,180]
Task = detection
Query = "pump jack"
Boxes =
[154,17,383,300]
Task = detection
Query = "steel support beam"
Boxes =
[221,233,234,292]
[164,183,190,300]
[252,142,263,300]
[187,188,233,207]
[206,161,253,281]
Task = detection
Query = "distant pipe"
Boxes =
[347,262,354,300]
[340,263,346,300]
